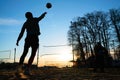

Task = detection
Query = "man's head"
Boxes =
[25,12,33,19]
[96,42,102,47]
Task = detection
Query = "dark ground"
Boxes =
[0,67,120,80]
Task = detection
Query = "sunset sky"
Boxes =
[0,0,120,67]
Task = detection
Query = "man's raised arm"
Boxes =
[38,12,47,21]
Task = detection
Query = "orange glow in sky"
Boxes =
[38,46,73,67]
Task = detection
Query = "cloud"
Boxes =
[0,18,22,26]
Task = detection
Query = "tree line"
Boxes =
[68,8,120,62]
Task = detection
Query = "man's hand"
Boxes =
[42,12,47,16]
[44,12,47,14]
[16,41,19,46]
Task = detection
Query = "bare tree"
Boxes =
[68,21,85,62]
[109,8,120,44]
[68,8,120,67]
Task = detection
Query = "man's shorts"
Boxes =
[24,35,39,49]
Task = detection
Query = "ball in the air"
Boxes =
[46,3,52,9]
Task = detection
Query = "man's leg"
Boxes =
[28,47,38,67]
[28,37,39,67]
[19,46,29,65]
[17,45,29,73]
[24,47,38,75]
[100,57,105,72]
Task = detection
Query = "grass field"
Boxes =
[0,67,120,80]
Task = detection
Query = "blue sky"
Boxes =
[0,0,120,66]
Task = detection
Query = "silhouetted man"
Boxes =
[93,42,108,72]
[16,12,47,75]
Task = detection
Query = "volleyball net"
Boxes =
[0,50,11,63]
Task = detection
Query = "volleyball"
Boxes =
[46,2,52,9]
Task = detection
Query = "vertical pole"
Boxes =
[14,48,16,63]
[37,46,39,67]
[9,50,11,59]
